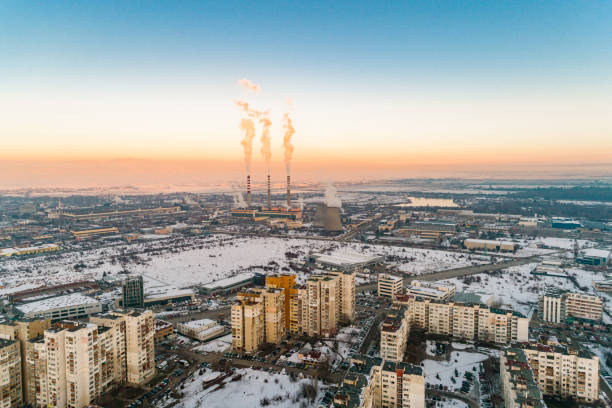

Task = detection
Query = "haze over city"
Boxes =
[2,1,612,188]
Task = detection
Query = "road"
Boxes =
[356,256,538,293]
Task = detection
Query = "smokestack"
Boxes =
[247,175,251,208]
[267,174,271,209]
[286,175,291,208]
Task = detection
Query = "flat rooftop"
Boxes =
[202,272,254,290]
[313,252,382,266]
[16,293,100,315]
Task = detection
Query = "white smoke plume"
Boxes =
[282,112,295,173]
[232,188,247,209]
[237,78,261,93]
[325,184,342,208]
[239,118,256,173]
[259,113,272,171]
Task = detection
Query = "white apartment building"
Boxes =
[378,274,403,299]
[380,306,410,362]
[394,295,528,344]
[333,355,425,408]
[522,343,600,403]
[538,290,603,323]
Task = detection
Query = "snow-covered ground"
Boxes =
[433,399,469,408]
[0,234,490,292]
[423,350,487,389]
[193,334,232,353]
[157,368,324,408]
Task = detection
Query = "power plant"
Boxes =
[313,184,343,232]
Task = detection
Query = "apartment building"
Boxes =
[232,287,285,353]
[394,295,528,344]
[538,290,603,323]
[289,285,309,335]
[332,355,425,408]
[380,306,410,362]
[378,274,403,299]
[26,310,155,408]
[0,339,22,408]
[500,348,547,408]
[522,343,599,403]
[0,318,50,405]
[231,299,264,353]
[328,270,356,322]
[265,273,296,329]
[306,274,339,337]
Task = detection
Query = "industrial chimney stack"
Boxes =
[286,175,291,208]
[247,175,251,208]
[267,174,271,209]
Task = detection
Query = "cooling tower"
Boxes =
[323,206,343,232]
[313,203,326,228]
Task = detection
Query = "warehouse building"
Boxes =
[16,293,102,320]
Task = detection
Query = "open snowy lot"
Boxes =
[156,367,324,408]
[0,234,490,292]
[423,350,487,389]
[193,334,232,353]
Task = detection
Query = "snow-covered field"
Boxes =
[157,368,324,408]
[423,350,487,389]
[0,234,490,292]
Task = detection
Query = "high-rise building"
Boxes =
[377,273,403,299]
[538,290,603,323]
[232,287,285,353]
[231,299,263,353]
[25,310,155,408]
[522,343,600,403]
[0,339,22,408]
[265,273,296,330]
[306,274,339,337]
[0,318,51,405]
[500,348,547,408]
[333,355,425,408]
[122,275,144,308]
[328,270,356,322]
[394,295,528,345]
[380,306,410,362]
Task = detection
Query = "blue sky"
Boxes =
[1,1,611,185]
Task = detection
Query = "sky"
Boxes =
[1,1,611,187]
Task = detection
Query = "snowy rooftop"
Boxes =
[202,272,254,289]
[0,243,59,256]
[144,285,195,300]
[313,252,382,266]
[581,248,610,259]
[181,318,216,330]
[16,293,99,314]
[464,239,517,246]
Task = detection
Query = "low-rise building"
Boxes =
[177,319,224,341]
[378,273,403,299]
[16,293,102,320]
[154,320,174,343]
[405,280,455,301]
[464,239,518,252]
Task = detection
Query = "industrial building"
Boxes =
[61,206,181,220]
[0,243,59,257]
[201,272,255,295]
[398,220,456,239]
[16,293,102,320]
[576,247,610,266]
[310,252,383,273]
[463,238,518,252]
